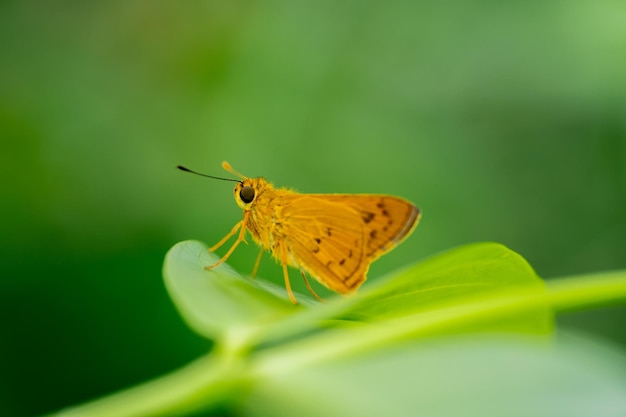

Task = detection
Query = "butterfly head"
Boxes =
[220,161,273,211]
[232,178,264,209]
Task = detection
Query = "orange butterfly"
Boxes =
[178,162,420,304]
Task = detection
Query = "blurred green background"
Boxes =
[1,1,625,416]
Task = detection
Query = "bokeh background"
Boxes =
[1,1,625,416]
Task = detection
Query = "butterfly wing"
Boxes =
[279,195,420,294]
[320,194,420,259]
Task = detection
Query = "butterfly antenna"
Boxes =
[222,161,247,179]
[177,165,240,183]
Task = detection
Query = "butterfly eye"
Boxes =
[240,185,255,203]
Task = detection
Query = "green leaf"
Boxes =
[353,242,546,320]
[164,241,552,347]
[163,240,303,345]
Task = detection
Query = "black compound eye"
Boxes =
[239,186,255,203]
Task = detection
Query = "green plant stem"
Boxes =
[546,270,626,312]
[50,346,243,417]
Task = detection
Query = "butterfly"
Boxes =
[178,162,420,304]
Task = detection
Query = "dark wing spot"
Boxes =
[387,218,393,225]
[326,227,332,237]
[347,278,361,289]
[381,209,390,217]
[339,258,346,266]
[313,247,320,254]
[362,212,375,223]
[370,230,378,239]
[377,202,385,209]
[382,226,388,232]
[348,249,353,258]
[315,238,321,244]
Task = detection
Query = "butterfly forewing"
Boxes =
[280,197,366,293]
[280,194,419,293]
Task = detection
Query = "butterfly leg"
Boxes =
[278,245,297,304]
[209,220,244,252]
[250,246,264,279]
[300,270,325,303]
[206,213,249,270]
